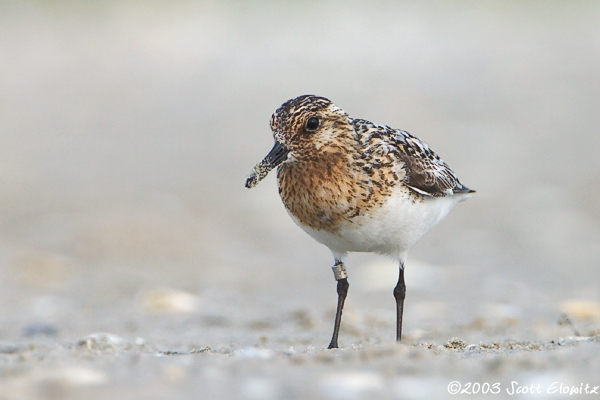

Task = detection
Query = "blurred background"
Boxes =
[1,0,599,397]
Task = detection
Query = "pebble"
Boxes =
[233,348,274,360]
[79,332,129,351]
[51,367,108,386]
[138,287,201,313]
[560,299,600,319]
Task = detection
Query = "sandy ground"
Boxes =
[1,1,600,399]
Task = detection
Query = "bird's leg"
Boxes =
[328,260,348,349]
[393,263,406,342]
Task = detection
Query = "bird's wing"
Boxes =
[398,135,470,197]
[354,119,472,197]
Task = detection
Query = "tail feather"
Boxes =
[454,184,475,194]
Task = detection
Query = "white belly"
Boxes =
[290,187,470,260]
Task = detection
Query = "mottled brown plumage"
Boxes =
[245,95,474,348]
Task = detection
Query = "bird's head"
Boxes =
[245,95,353,188]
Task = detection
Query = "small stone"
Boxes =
[138,287,200,313]
[560,299,600,319]
[444,337,468,350]
[79,332,129,352]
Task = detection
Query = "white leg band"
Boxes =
[332,262,347,281]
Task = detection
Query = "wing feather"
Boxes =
[354,119,473,197]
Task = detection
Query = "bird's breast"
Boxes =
[277,152,396,233]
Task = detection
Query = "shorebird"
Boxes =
[245,95,474,348]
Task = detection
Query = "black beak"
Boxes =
[263,140,290,167]
[245,141,290,188]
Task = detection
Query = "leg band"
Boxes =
[331,262,347,281]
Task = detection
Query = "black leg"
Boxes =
[328,277,349,349]
[393,264,406,342]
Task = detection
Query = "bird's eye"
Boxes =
[305,116,320,132]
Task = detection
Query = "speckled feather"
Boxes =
[245,95,474,346]
[247,94,474,257]
[352,118,471,197]
[267,96,472,231]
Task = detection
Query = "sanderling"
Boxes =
[245,95,474,348]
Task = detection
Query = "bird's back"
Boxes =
[352,119,473,197]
